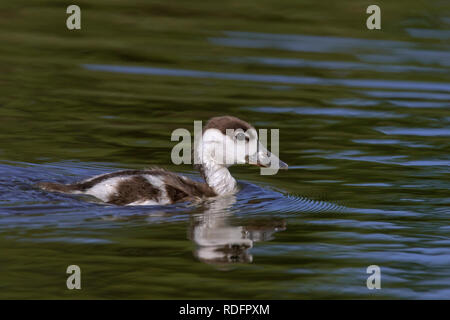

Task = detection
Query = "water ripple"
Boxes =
[83,64,450,92]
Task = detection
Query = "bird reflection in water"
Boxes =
[189,196,286,264]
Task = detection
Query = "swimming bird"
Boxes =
[38,116,288,205]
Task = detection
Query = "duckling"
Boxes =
[38,116,288,205]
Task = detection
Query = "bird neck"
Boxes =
[197,161,237,196]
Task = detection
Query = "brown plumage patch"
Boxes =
[165,185,190,203]
[74,170,168,191]
[37,170,167,193]
[107,176,160,205]
[38,168,217,205]
[203,116,253,135]
[163,174,216,203]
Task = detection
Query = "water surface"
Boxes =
[0,0,449,299]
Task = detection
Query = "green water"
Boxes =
[0,0,449,299]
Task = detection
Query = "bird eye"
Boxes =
[236,132,246,141]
